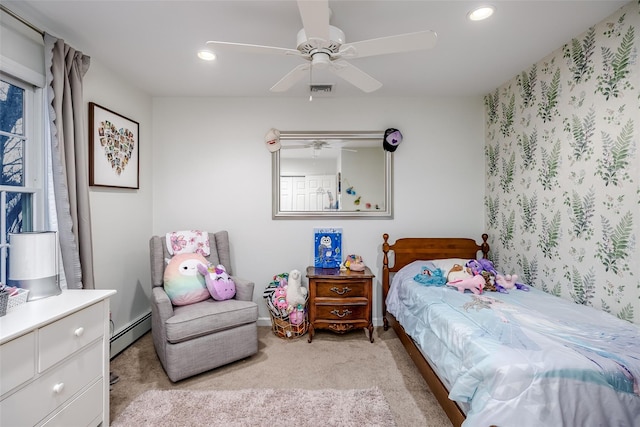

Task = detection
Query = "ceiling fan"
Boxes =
[206,0,437,93]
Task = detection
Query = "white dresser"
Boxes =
[0,289,116,427]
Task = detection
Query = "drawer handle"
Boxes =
[74,327,85,337]
[330,286,352,295]
[330,309,352,318]
[53,383,65,394]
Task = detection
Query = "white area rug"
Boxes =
[111,387,396,427]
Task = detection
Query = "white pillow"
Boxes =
[430,258,473,275]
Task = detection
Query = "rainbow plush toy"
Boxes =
[163,253,210,306]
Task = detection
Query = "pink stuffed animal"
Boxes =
[446,274,485,295]
[273,287,288,310]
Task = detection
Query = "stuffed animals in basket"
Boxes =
[263,272,289,317]
[286,269,308,325]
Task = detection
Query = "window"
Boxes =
[0,73,44,284]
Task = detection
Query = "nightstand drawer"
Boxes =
[316,304,368,321]
[315,281,368,298]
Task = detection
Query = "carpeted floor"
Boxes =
[111,388,396,427]
[109,326,452,426]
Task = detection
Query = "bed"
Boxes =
[381,233,640,427]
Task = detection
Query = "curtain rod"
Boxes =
[0,4,45,37]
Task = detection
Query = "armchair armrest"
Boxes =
[151,286,174,321]
[232,276,255,301]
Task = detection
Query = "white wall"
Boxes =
[152,96,486,324]
[83,59,154,345]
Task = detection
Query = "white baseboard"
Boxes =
[110,311,151,359]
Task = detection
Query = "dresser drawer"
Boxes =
[1,340,103,427]
[315,281,369,298]
[315,303,369,321]
[39,301,104,372]
[40,378,103,427]
[0,332,35,396]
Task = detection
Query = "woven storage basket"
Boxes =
[268,308,309,339]
[0,291,8,317]
[7,288,29,313]
[263,272,309,339]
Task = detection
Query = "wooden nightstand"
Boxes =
[306,266,375,343]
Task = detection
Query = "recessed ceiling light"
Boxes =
[197,50,216,61]
[468,5,495,21]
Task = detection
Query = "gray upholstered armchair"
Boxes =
[149,230,258,382]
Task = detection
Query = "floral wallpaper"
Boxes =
[484,1,640,323]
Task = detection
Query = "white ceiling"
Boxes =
[3,0,630,98]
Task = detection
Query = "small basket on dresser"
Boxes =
[0,288,29,316]
[0,291,7,317]
[7,288,29,313]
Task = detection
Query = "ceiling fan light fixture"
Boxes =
[197,50,216,61]
[468,5,495,21]
[311,52,331,69]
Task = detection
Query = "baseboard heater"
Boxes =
[110,311,151,359]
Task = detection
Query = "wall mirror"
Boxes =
[272,131,392,219]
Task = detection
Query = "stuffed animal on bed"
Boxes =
[163,253,210,306]
[413,264,447,286]
[446,274,485,294]
[446,264,472,282]
[476,259,530,292]
[465,259,497,292]
[197,263,236,301]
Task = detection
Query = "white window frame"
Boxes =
[0,71,46,284]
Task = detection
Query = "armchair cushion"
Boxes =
[166,298,257,344]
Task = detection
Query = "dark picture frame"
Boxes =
[89,102,139,189]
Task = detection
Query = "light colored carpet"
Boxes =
[109,326,452,426]
[111,387,395,427]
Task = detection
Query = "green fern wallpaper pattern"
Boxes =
[484,1,640,323]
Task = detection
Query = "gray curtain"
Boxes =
[44,33,95,290]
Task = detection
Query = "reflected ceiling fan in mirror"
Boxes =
[283,140,357,152]
[206,0,437,93]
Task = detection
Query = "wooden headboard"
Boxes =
[381,233,489,311]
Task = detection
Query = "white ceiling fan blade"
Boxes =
[297,0,330,41]
[339,30,437,59]
[330,60,382,93]
[270,63,310,92]
[206,40,300,57]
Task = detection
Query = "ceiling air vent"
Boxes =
[309,84,333,93]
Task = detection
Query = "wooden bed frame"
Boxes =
[381,233,490,427]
